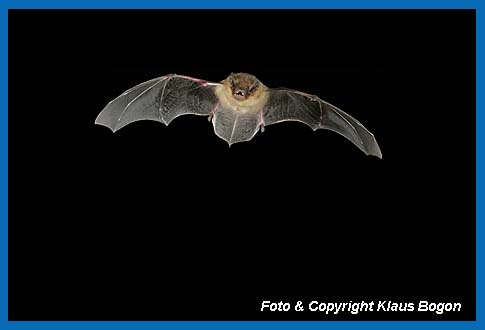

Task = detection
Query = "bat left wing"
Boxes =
[95,74,221,132]
[262,88,382,158]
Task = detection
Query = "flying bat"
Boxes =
[95,73,382,158]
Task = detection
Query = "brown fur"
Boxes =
[217,73,268,111]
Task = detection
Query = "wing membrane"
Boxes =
[95,75,219,132]
[263,89,382,158]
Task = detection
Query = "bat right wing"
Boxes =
[263,88,382,158]
[95,74,220,132]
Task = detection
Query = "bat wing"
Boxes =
[95,74,221,132]
[263,88,382,158]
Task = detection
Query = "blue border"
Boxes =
[0,1,480,329]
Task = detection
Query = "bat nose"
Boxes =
[234,89,246,100]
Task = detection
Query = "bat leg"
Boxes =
[259,110,265,132]
[208,102,220,122]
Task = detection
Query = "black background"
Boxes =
[8,10,475,321]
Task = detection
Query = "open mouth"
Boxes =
[234,90,246,99]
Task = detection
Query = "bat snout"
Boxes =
[233,89,247,100]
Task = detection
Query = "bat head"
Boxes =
[225,72,262,101]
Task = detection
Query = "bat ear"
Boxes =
[249,79,259,92]
[228,73,236,88]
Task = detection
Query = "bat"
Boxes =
[95,73,382,158]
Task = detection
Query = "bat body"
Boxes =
[95,73,382,158]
